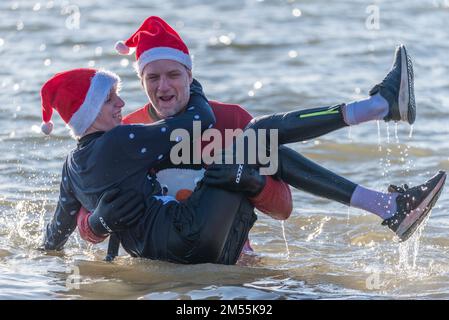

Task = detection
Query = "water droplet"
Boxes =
[394,122,399,143]
[72,44,80,52]
[292,8,302,17]
[0,39,4,47]
[253,81,263,90]
[218,35,232,45]
[280,220,290,260]
[248,90,255,97]
[16,21,24,31]
[39,43,46,51]
[31,125,40,133]
[175,21,185,29]
[129,133,135,139]
[408,125,414,138]
[158,154,163,160]
[160,127,167,132]
[288,50,298,58]
[33,3,41,11]
[386,122,390,144]
[44,58,51,66]
[94,46,103,56]
[355,87,361,94]
[11,2,19,10]
[208,36,218,46]
[13,83,20,91]
[141,147,147,153]
[120,58,129,67]
[87,60,95,67]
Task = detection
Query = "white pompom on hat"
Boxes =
[115,41,131,55]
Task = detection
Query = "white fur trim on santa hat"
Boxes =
[68,70,120,137]
[137,47,192,76]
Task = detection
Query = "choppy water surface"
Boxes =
[1,0,449,299]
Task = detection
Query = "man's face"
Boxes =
[142,59,193,118]
[92,86,125,132]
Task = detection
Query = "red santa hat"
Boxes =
[115,16,192,76]
[40,68,120,137]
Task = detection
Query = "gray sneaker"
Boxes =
[369,44,416,124]
[382,171,446,241]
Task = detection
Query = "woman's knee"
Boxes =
[244,114,274,131]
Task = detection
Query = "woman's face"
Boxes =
[91,86,125,132]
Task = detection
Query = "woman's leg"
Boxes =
[247,97,391,145]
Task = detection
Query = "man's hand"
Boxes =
[88,189,145,236]
[203,163,266,198]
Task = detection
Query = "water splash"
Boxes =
[5,199,48,249]
[306,217,330,242]
[386,122,390,144]
[394,123,399,144]
[280,221,290,260]
[397,213,430,272]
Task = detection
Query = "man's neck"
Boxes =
[146,103,188,121]
[147,104,162,121]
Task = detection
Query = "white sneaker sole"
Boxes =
[396,173,446,241]
[398,45,410,122]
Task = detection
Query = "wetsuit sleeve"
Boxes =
[233,105,293,220]
[43,162,82,250]
[115,79,215,165]
[76,207,108,244]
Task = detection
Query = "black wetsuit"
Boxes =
[44,77,358,265]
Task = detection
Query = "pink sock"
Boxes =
[350,185,398,219]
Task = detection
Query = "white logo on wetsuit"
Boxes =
[236,164,244,184]
[99,217,113,233]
